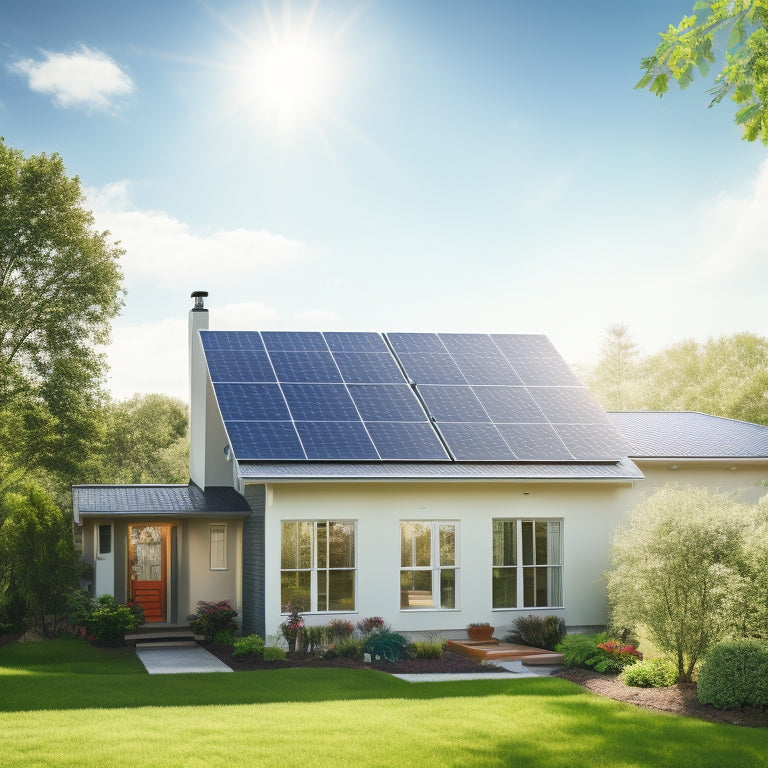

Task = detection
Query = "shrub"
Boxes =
[88,595,141,642]
[303,625,327,655]
[328,619,355,640]
[324,637,364,660]
[556,633,640,674]
[697,639,768,710]
[187,600,238,642]
[357,616,385,636]
[409,640,445,659]
[621,657,678,688]
[233,634,265,657]
[65,591,141,643]
[263,645,287,661]
[505,615,566,650]
[364,628,409,662]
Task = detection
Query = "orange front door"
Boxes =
[128,525,169,623]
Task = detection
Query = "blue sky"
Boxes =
[2,0,767,400]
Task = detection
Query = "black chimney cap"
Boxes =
[191,290,209,298]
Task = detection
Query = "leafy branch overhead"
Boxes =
[637,0,768,143]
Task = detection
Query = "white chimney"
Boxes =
[188,291,209,486]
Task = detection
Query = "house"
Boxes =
[72,293,768,638]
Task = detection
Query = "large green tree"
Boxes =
[637,0,768,143]
[0,139,124,493]
[83,394,189,484]
[586,324,641,411]
[0,483,78,636]
[606,484,754,681]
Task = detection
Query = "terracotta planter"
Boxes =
[467,626,495,642]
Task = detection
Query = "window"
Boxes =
[492,519,562,608]
[210,524,227,570]
[280,521,355,612]
[98,524,112,555]
[400,521,457,609]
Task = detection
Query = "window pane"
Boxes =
[210,524,226,569]
[400,570,433,608]
[281,522,296,568]
[440,569,455,609]
[400,522,431,567]
[547,521,562,565]
[535,521,548,565]
[328,522,354,568]
[492,567,516,608]
[439,524,455,566]
[298,522,313,568]
[547,566,563,606]
[281,570,310,611]
[492,520,516,566]
[98,524,111,555]
[522,521,534,566]
[317,521,327,568]
[327,569,355,611]
[523,566,535,607]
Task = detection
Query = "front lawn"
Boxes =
[1,639,766,768]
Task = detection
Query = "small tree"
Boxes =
[606,484,753,682]
[0,483,77,635]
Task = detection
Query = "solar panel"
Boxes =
[201,331,449,462]
[201,330,628,463]
[385,332,628,462]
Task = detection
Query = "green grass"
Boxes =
[1,639,767,768]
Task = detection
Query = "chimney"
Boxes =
[188,291,209,486]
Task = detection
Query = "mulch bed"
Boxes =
[203,643,507,674]
[555,667,768,729]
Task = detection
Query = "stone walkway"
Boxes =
[136,642,232,674]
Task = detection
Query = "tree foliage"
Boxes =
[606,484,754,682]
[637,0,768,143]
[0,139,124,492]
[0,483,78,635]
[82,394,189,484]
[587,324,641,411]
[586,329,768,425]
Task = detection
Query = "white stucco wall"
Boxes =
[629,460,768,506]
[259,480,637,638]
[186,518,243,617]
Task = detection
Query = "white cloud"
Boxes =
[698,158,768,276]
[10,45,134,111]
[87,181,315,288]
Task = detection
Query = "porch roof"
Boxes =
[72,482,251,523]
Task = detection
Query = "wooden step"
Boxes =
[447,639,563,666]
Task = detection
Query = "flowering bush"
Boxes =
[328,619,355,640]
[187,600,238,641]
[279,603,305,652]
[65,591,141,643]
[356,616,385,636]
[557,633,642,674]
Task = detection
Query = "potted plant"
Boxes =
[467,622,495,641]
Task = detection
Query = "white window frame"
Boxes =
[280,520,357,614]
[399,520,459,611]
[209,523,227,571]
[492,518,563,610]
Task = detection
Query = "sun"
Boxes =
[228,5,344,133]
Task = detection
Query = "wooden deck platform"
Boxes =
[447,638,564,666]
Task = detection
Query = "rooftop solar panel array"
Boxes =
[200,331,449,462]
[200,330,628,463]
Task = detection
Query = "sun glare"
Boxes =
[226,5,346,135]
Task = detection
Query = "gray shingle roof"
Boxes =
[608,412,768,459]
[237,457,643,482]
[72,483,251,523]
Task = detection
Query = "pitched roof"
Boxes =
[200,330,631,466]
[72,483,251,523]
[608,412,768,459]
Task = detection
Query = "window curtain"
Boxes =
[547,521,563,606]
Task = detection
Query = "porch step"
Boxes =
[125,627,196,644]
[135,640,198,649]
[447,639,563,666]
